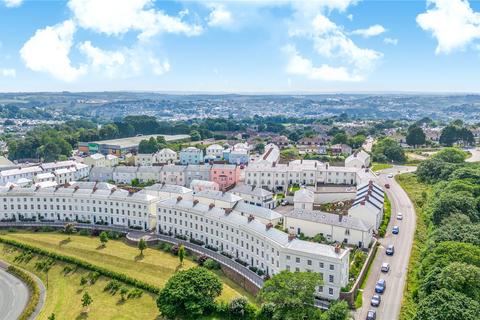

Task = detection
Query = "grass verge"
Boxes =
[371,162,393,171]
[395,173,431,320]
[378,196,392,237]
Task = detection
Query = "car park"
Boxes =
[386,245,395,256]
[375,279,386,293]
[371,294,381,307]
[397,212,403,220]
[392,226,400,234]
[381,262,390,273]
[366,310,377,320]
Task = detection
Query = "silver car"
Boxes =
[381,262,390,273]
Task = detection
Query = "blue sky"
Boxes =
[1,0,480,93]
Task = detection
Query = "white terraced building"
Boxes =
[245,160,359,192]
[156,198,349,300]
[0,166,43,185]
[0,182,158,230]
[348,181,385,231]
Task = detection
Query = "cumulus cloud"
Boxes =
[284,45,362,81]
[384,37,398,45]
[67,0,203,39]
[20,20,87,82]
[286,9,382,82]
[417,0,480,54]
[79,41,170,78]
[207,3,233,27]
[3,0,22,8]
[0,68,16,77]
[352,24,387,37]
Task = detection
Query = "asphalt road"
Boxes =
[0,267,29,320]
[355,166,417,320]
[466,148,480,162]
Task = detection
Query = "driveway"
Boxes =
[466,148,480,162]
[355,166,416,320]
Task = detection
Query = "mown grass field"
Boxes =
[371,162,393,172]
[395,173,431,320]
[1,244,160,320]
[0,232,255,304]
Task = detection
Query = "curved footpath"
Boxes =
[355,166,417,320]
[0,260,46,320]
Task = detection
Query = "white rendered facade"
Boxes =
[156,198,349,299]
[0,183,158,230]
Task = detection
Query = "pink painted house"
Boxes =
[210,164,240,190]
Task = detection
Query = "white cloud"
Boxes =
[0,68,16,77]
[286,11,382,82]
[207,3,233,27]
[3,0,22,8]
[384,37,398,45]
[79,41,170,78]
[347,14,353,21]
[417,0,480,54]
[20,20,87,82]
[284,45,362,81]
[352,24,387,37]
[67,0,203,39]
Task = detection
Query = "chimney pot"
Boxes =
[288,233,295,241]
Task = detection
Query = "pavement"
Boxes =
[355,165,417,320]
[466,147,480,162]
[0,264,29,320]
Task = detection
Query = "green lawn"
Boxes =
[1,244,160,320]
[395,173,431,320]
[0,232,255,304]
[371,162,393,171]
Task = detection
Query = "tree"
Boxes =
[228,297,257,320]
[371,137,406,163]
[64,223,75,234]
[331,132,348,145]
[255,143,265,154]
[47,313,56,320]
[431,192,478,225]
[120,287,129,301]
[431,147,467,163]
[417,289,480,320]
[190,130,201,141]
[406,125,426,148]
[288,131,300,142]
[435,262,480,301]
[348,134,366,149]
[432,214,480,246]
[439,125,459,146]
[81,291,93,311]
[421,241,480,276]
[138,238,147,256]
[99,231,109,247]
[156,267,222,319]
[259,271,323,320]
[138,137,159,154]
[416,159,457,183]
[178,244,185,265]
[321,300,350,320]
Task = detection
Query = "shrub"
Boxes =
[171,244,179,255]
[78,229,90,236]
[197,255,209,266]
[203,258,220,270]
[104,280,121,294]
[228,297,257,320]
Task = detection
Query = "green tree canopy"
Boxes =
[431,147,468,163]
[371,137,406,163]
[432,214,480,246]
[417,288,480,320]
[156,267,222,319]
[406,125,426,148]
[259,271,323,320]
[420,241,480,276]
[431,192,479,225]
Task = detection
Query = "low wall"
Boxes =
[339,239,379,307]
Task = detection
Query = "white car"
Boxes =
[387,173,393,178]
[397,213,403,220]
[381,262,390,273]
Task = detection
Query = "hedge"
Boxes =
[6,265,40,320]
[0,237,161,295]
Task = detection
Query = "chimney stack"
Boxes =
[193,199,199,206]
[288,233,295,241]
[334,244,341,254]
[266,222,273,230]
[209,203,215,210]
[224,208,232,215]
[248,214,254,222]
[177,196,183,202]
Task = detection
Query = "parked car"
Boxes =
[375,279,386,293]
[384,183,390,189]
[371,294,382,307]
[386,244,395,256]
[367,310,377,320]
[381,262,390,273]
[397,212,403,220]
[392,226,400,234]
[281,200,289,206]
[387,173,393,178]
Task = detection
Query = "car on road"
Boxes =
[387,173,393,178]
[384,183,390,189]
[371,294,382,307]
[392,226,400,234]
[381,262,390,273]
[366,310,376,320]
[386,244,395,256]
[375,279,386,293]
[281,200,289,206]
[397,212,403,220]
